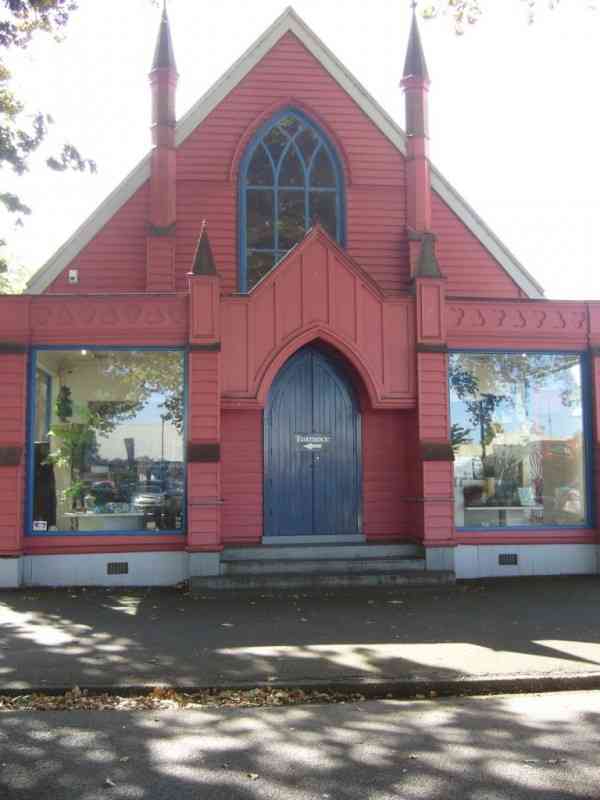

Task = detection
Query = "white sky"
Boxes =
[2,0,599,299]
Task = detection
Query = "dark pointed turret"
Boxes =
[400,6,430,139]
[401,4,435,274]
[152,2,177,72]
[402,8,429,84]
[192,222,217,276]
[415,232,442,278]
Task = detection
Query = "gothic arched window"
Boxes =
[239,109,345,292]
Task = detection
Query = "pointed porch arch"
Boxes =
[255,326,378,411]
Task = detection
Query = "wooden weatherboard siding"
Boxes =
[432,192,522,299]
[176,32,408,295]
[363,411,416,541]
[0,353,27,556]
[39,33,535,306]
[46,184,150,294]
[220,227,416,408]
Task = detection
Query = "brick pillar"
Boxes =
[0,347,28,587]
[186,261,222,575]
[414,275,455,566]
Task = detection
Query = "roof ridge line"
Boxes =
[25,7,544,299]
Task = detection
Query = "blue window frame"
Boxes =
[239,108,345,292]
[449,350,593,531]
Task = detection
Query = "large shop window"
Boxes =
[239,109,344,292]
[449,352,588,529]
[30,349,185,535]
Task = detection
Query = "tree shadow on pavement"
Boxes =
[1,576,600,690]
[1,692,600,799]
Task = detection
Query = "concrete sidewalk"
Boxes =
[1,576,600,693]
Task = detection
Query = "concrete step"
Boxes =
[222,542,423,562]
[221,556,426,576]
[191,570,455,592]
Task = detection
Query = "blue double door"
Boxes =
[265,346,361,537]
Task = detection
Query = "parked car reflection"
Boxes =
[131,480,183,529]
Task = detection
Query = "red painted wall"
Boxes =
[0,354,27,555]
[47,184,149,294]
[44,32,530,304]
[221,410,264,544]
[175,32,409,295]
[362,410,417,541]
[432,192,522,299]
[221,407,416,544]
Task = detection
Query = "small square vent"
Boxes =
[498,553,518,566]
[107,562,129,575]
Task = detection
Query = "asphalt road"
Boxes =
[1,690,600,799]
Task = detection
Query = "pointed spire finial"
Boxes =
[402,2,429,83]
[416,233,442,278]
[192,221,217,276]
[151,0,177,72]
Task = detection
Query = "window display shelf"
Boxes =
[65,512,147,532]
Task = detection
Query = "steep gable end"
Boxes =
[174,30,408,294]
[45,182,150,294]
[25,6,544,299]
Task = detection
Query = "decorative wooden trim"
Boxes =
[0,343,28,354]
[189,342,221,353]
[187,443,220,463]
[416,343,448,354]
[0,446,22,467]
[421,442,454,462]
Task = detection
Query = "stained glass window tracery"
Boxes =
[240,110,344,291]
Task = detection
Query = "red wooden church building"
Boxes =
[0,6,598,588]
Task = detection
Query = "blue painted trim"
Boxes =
[238,107,346,293]
[24,348,37,540]
[26,345,187,538]
[264,345,362,537]
[449,348,594,533]
[581,349,595,528]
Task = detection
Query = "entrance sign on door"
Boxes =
[295,434,331,451]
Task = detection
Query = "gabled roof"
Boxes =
[25,6,544,298]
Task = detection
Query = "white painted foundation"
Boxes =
[1,544,598,588]
[22,551,189,587]
[452,543,599,579]
[0,556,23,589]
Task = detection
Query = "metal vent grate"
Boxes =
[107,562,129,575]
[498,553,518,566]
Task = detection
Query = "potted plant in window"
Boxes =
[48,389,97,511]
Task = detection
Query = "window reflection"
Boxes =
[449,353,587,528]
[31,349,185,534]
